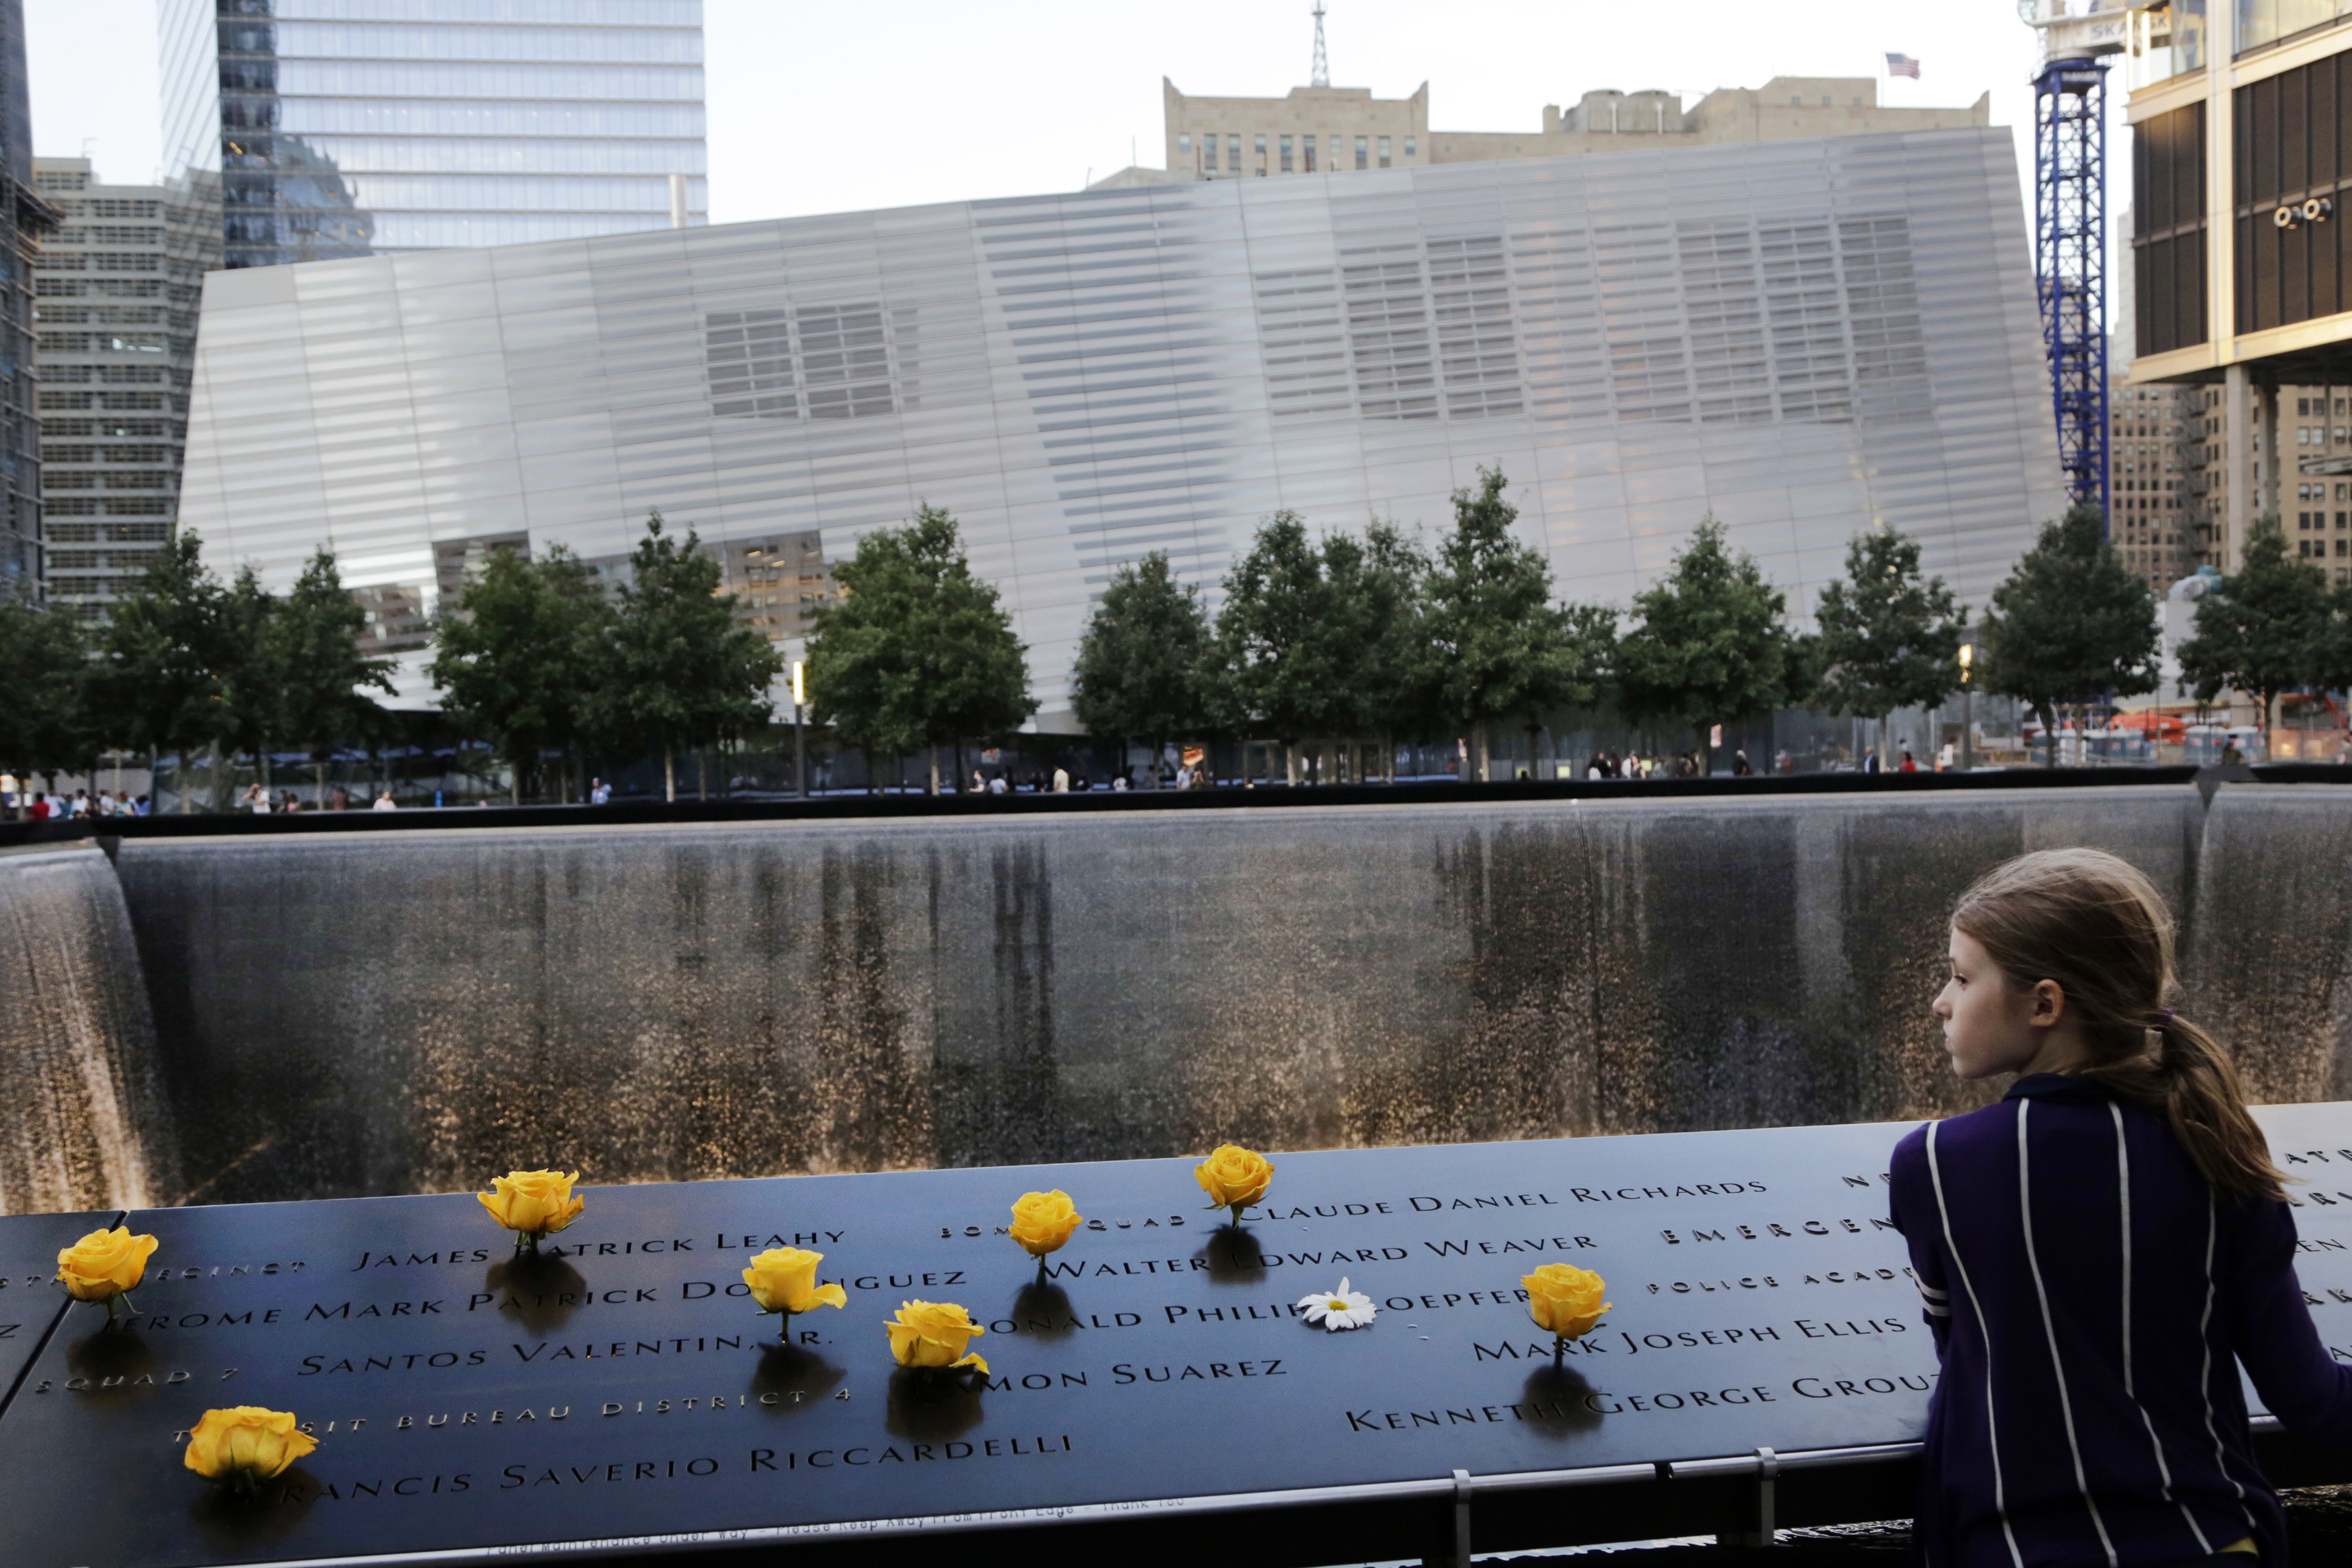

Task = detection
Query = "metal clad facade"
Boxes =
[181,129,2063,717]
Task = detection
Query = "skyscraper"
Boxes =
[0,0,52,604]
[29,158,208,620]
[156,1,706,270]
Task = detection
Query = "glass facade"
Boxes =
[180,132,2062,720]
[156,0,704,269]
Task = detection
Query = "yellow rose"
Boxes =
[1524,1263,1611,1341]
[183,1406,317,1486]
[885,1300,988,1374]
[1194,1144,1274,1212]
[742,1248,849,1315]
[56,1226,158,1304]
[1009,1190,1083,1257]
[478,1169,585,1238]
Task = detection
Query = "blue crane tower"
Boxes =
[2034,56,2111,524]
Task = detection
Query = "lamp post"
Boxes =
[792,659,807,800]
[1958,644,1974,772]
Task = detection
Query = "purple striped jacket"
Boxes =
[1888,1074,2352,1567]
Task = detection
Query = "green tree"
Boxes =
[1422,470,1605,781]
[1329,519,1435,780]
[95,532,232,811]
[1979,503,2160,765]
[272,548,396,802]
[214,565,282,796]
[804,505,1028,795]
[2178,518,2330,757]
[604,513,784,802]
[431,542,615,804]
[0,598,94,793]
[1615,516,1796,767]
[1212,511,1345,784]
[1071,550,1215,784]
[1813,527,1966,761]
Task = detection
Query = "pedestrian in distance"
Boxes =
[1732,749,1753,777]
[1864,746,1882,774]
[372,789,397,811]
[1900,748,1919,773]
[589,777,612,806]
[1891,848,2352,1566]
[1052,765,1070,793]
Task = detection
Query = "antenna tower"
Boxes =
[1311,1,1329,87]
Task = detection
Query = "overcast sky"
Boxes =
[26,0,2120,256]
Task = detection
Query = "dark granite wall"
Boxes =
[0,844,176,1213]
[69,784,2305,1209]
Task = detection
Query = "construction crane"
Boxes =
[2019,1,2129,526]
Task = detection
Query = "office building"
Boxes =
[156,0,706,267]
[2107,378,2196,590]
[28,159,209,619]
[1094,76,1989,188]
[2122,0,2352,570]
[0,0,50,604]
[181,129,2063,722]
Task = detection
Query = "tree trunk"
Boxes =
[696,749,707,803]
[316,757,327,805]
[206,739,220,812]
[1285,742,1300,788]
[928,753,940,796]
[664,743,677,803]
[1476,722,1490,784]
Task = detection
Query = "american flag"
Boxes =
[1886,52,1921,79]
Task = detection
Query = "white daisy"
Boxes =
[1298,1277,1377,1332]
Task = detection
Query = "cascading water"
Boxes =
[0,843,178,1214]
[7,784,2347,1216]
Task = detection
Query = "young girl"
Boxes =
[1889,848,2352,1566]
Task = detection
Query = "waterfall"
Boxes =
[0,843,179,1215]
[0,782,2329,1210]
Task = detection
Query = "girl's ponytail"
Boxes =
[1954,849,2287,1205]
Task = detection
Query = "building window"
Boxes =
[1404,136,1415,157]
[1330,134,1341,165]
[1355,135,1368,169]
[1227,134,1240,168]
[1281,134,1293,171]
[1305,138,1317,172]
[1254,133,1266,162]
[1179,132,1191,158]
[1378,136,1391,167]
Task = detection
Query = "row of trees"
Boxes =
[10,471,2329,803]
[1060,470,2156,776]
[0,512,782,805]
[0,538,394,806]
[1068,483,2312,775]
[430,513,781,801]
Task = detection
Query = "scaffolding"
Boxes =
[2034,55,2110,524]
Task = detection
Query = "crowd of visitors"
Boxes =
[0,773,147,821]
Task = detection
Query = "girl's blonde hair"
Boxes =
[1952,847,2285,1203]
